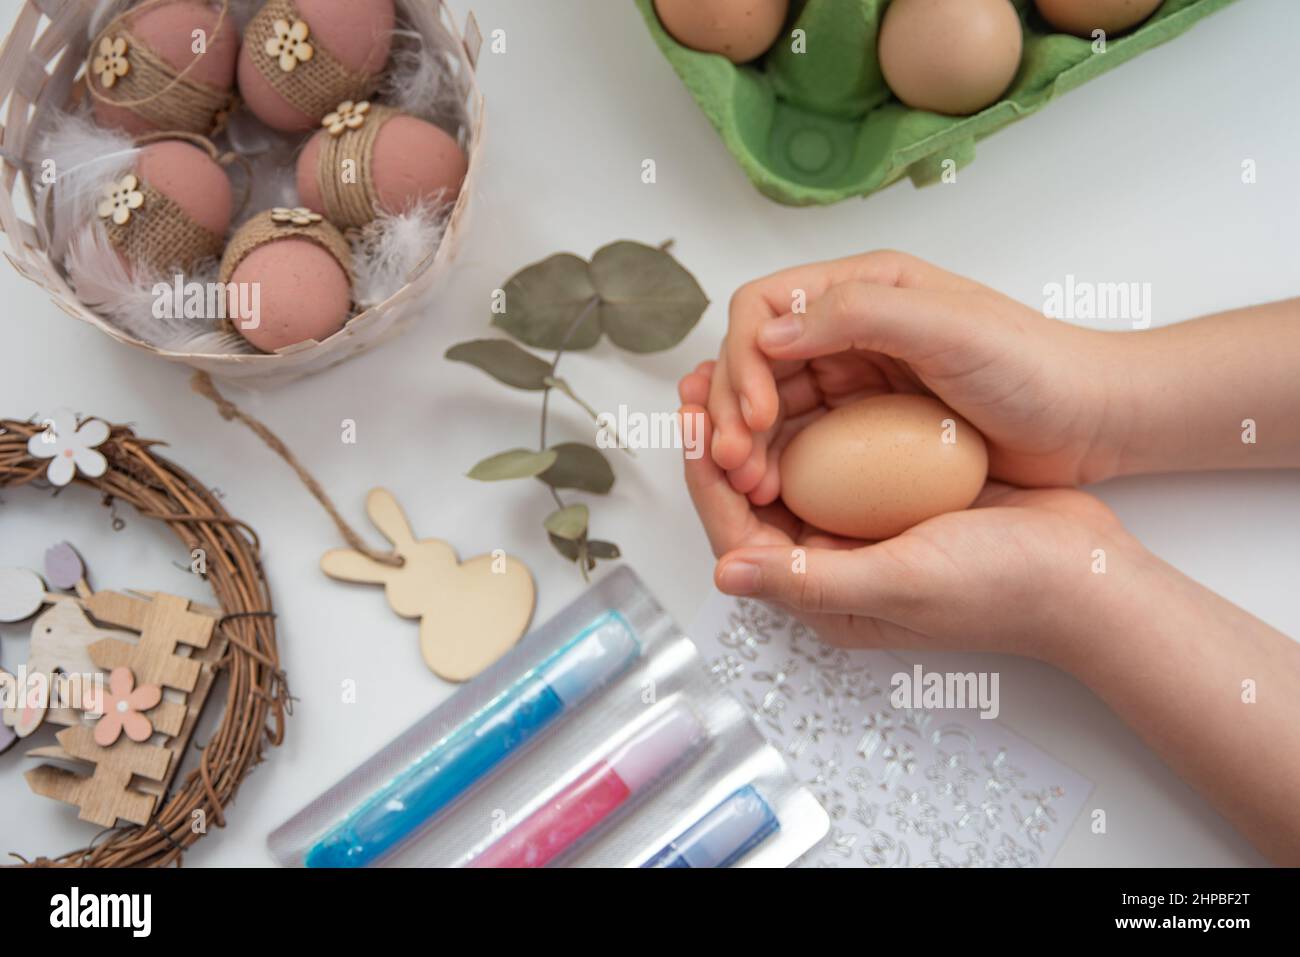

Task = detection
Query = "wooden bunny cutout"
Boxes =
[0,566,124,738]
[2,594,122,739]
[320,488,535,682]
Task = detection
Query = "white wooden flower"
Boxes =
[27,409,110,487]
[323,100,371,136]
[92,36,130,89]
[266,18,313,73]
[97,174,145,226]
[271,206,322,226]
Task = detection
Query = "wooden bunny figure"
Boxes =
[4,597,120,738]
[320,488,535,682]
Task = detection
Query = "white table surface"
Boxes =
[1,0,1295,868]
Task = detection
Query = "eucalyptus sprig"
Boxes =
[446,240,708,578]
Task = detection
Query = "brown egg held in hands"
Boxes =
[654,0,789,64]
[779,394,989,541]
[99,140,232,277]
[878,0,1023,116]
[297,105,466,229]
[90,0,239,135]
[220,208,353,352]
[1034,0,1164,37]
[238,0,395,132]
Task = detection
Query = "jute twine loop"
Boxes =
[133,129,255,219]
[191,373,404,568]
[87,0,234,136]
[317,104,398,229]
[0,416,285,868]
[219,208,353,284]
[247,0,380,122]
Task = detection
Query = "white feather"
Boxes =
[30,109,137,259]
[66,223,253,355]
[227,0,263,31]
[381,29,467,133]
[351,202,449,310]
[88,0,135,40]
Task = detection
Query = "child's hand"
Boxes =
[700,251,1131,503]
[680,399,1133,666]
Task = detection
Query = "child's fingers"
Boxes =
[677,363,713,406]
[681,404,762,556]
[747,406,826,506]
[727,432,770,496]
[713,543,918,620]
[707,354,753,471]
[775,367,824,417]
[725,369,822,497]
[723,250,963,433]
[759,283,972,367]
[752,502,803,541]
[726,286,783,432]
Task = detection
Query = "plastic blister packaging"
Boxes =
[269,566,828,867]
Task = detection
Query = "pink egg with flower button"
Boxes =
[237,0,396,132]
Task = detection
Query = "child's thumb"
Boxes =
[713,545,916,619]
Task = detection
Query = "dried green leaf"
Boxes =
[467,448,558,481]
[548,532,581,563]
[585,540,621,560]
[492,253,601,350]
[548,533,601,574]
[538,443,614,494]
[544,504,589,541]
[445,339,552,390]
[590,241,709,353]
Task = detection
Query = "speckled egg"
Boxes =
[220,209,353,352]
[296,109,466,229]
[878,0,1023,116]
[779,394,989,540]
[653,0,789,64]
[1034,0,1164,37]
[104,140,232,277]
[237,0,395,132]
[91,0,239,136]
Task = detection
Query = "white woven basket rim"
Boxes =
[0,0,486,386]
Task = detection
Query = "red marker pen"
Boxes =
[469,708,705,868]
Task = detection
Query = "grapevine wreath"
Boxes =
[0,414,287,867]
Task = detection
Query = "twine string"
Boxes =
[86,0,232,120]
[190,373,403,567]
[132,131,255,220]
[318,105,396,229]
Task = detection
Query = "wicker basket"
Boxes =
[0,0,485,387]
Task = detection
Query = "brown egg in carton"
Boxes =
[0,0,485,386]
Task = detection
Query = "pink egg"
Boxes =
[296,112,466,227]
[228,236,352,352]
[137,141,233,236]
[92,0,239,136]
[107,140,232,278]
[238,0,396,132]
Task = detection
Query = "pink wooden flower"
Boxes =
[87,667,161,746]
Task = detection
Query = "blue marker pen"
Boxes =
[643,785,779,868]
[305,612,640,868]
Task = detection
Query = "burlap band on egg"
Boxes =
[219,209,354,286]
[247,0,378,122]
[106,181,223,275]
[88,8,232,135]
[316,104,398,229]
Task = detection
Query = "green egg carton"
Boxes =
[635,0,1238,206]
